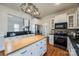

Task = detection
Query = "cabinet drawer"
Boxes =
[8,45,32,56]
[39,46,47,56]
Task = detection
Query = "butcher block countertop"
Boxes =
[4,35,45,55]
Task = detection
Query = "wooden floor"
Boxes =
[44,43,69,56]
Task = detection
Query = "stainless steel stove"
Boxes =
[54,22,67,50]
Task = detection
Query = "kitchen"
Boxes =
[0,3,79,56]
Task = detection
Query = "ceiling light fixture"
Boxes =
[20,3,40,18]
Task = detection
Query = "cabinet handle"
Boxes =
[41,42,43,43]
[31,52,32,54]
[40,47,42,49]
[21,50,27,54]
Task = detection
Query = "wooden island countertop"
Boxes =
[4,35,45,55]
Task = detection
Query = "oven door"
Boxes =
[54,36,67,49]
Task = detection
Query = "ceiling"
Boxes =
[0,3,78,18]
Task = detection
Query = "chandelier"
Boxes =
[20,3,40,18]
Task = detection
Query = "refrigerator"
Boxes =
[30,24,42,34]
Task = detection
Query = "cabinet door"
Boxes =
[67,38,71,56]
[51,18,54,29]
[40,38,47,56]
[49,35,54,45]
[67,14,75,29]
[35,38,47,56]
[67,38,70,51]
[29,43,38,56]
[77,12,79,28]
[69,42,77,56]
[36,40,44,56]
[41,44,47,55]
[8,46,31,56]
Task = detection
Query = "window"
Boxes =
[14,24,20,31]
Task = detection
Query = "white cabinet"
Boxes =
[24,19,29,26]
[48,35,54,45]
[55,13,67,23]
[39,38,47,56]
[8,38,47,56]
[67,37,77,56]
[76,9,79,28]
[51,18,54,29]
[67,7,79,29]
[67,13,76,29]
[9,45,32,56]
[35,38,47,56]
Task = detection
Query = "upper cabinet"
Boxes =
[54,7,79,29]
[54,13,67,23]
[51,18,54,29]
[67,7,79,29]
[24,19,29,27]
[76,8,79,28]
[67,13,76,29]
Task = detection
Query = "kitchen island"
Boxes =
[4,35,47,56]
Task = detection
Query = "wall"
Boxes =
[40,7,77,36]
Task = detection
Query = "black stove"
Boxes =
[54,33,67,49]
[54,22,67,50]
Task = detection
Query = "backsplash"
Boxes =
[67,29,76,34]
[51,28,78,35]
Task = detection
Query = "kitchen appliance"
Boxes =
[30,24,41,34]
[55,22,67,29]
[35,24,41,34]
[54,22,67,50]
[54,32,67,49]
[75,29,79,39]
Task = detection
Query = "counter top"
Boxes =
[4,35,45,55]
[69,36,79,56]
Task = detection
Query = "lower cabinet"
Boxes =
[67,37,77,56]
[48,35,54,45]
[8,38,47,56]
